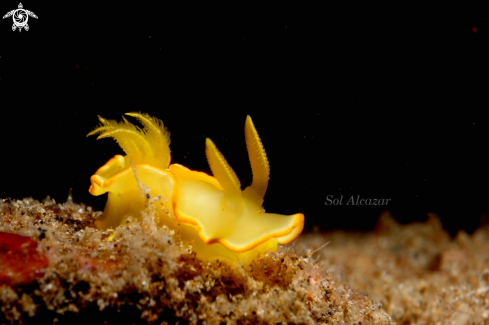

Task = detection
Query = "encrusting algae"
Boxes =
[87,113,304,267]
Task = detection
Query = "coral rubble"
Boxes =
[0,197,391,324]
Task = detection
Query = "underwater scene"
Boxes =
[1,2,488,324]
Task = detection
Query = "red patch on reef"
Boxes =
[0,232,49,286]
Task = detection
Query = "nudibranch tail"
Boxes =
[244,115,270,200]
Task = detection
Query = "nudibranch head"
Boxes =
[88,113,304,267]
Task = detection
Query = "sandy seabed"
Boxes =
[1,197,488,324]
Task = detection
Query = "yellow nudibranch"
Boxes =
[88,113,304,266]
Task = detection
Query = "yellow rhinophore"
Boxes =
[88,113,304,267]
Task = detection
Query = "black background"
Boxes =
[0,3,488,235]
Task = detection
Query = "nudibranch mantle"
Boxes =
[88,112,304,266]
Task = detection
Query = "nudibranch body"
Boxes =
[88,113,304,267]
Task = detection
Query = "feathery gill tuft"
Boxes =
[87,113,171,169]
[125,112,171,167]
